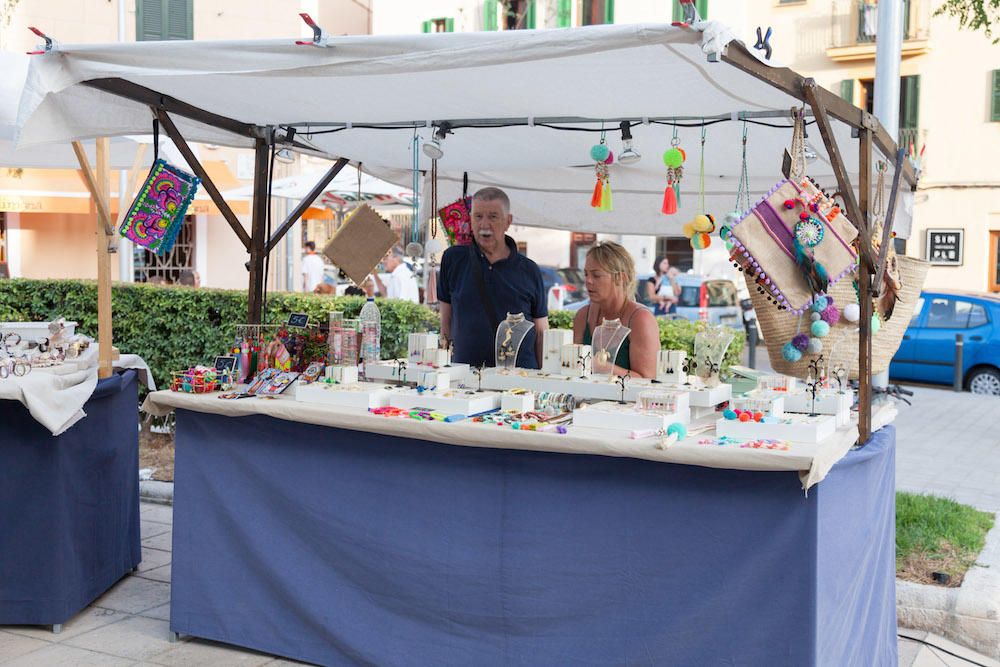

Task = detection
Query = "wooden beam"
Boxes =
[802,79,878,276]
[154,108,252,251]
[265,157,349,254]
[95,138,115,380]
[872,149,906,296]
[247,139,270,324]
[720,41,916,188]
[71,141,114,236]
[857,127,874,445]
[116,143,148,229]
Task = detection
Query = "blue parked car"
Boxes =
[889,289,1000,395]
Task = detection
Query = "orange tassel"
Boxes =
[591,178,604,208]
[661,183,678,215]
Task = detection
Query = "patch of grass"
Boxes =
[896,492,995,587]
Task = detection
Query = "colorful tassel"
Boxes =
[673,182,681,208]
[591,179,603,209]
[661,185,678,215]
[600,182,613,211]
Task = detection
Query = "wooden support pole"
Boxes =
[153,108,252,251]
[265,157,349,254]
[247,138,270,324]
[858,128,874,444]
[95,138,115,379]
[71,141,114,236]
[872,149,906,296]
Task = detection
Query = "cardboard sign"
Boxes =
[287,313,310,328]
[322,204,398,286]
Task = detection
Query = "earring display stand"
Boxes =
[541,329,573,374]
[591,318,630,378]
[694,327,734,388]
[655,350,687,385]
[560,344,592,378]
[495,313,533,370]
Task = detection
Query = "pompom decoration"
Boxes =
[811,296,829,312]
[692,214,715,233]
[690,232,711,250]
[843,303,861,323]
[821,304,840,326]
[590,144,610,162]
[666,422,687,440]
[723,409,738,420]
[807,337,824,354]
[782,342,803,362]
[604,151,614,165]
[792,333,810,351]
[810,320,831,338]
[662,148,684,168]
[738,412,751,422]
[810,312,822,322]
[682,222,696,238]
[871,313,882,334]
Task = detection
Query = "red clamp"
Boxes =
[294,13,330,47]
[26,26,56,55]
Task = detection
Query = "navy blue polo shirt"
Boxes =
[437,236,547,369]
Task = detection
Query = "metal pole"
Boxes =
[954,334,964,391]
[874,0,903,141]
[747,325,757,370]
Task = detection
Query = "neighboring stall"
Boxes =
[15,21,918,663]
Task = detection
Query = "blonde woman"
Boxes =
[573,241,660,378]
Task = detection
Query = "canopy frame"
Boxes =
[48,31,921,444]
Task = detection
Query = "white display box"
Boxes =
[684,382,732,408]
[295,381,395,409]
[480,368,644,403]
[715,413,837,443]
[501,391,535,413]
[388,390,501,415]
[421,348,450,367]
[573,396,690,433]
[407,333,438,363]
[325,365,358,384]
[364,360,471,385]
[776,390,853,427]
[416,370,450,392]
[731,395,785,418]
[541,330,574,374]
[755,374,797,392]
[0,320,78,341]
[655,350,687,385]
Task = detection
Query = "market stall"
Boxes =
[15,19,918,664]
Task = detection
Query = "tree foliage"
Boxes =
[934,0,1000,43]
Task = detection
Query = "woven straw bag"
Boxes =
[748,255,929,379]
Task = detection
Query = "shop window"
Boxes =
[580,0,613,25]
[990,231,1000,291]
[134,215,196,284]
[671,0,707,22]
[422,18,455,32]
[137,0,193,41]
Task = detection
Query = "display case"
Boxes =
[541,330,573,374]
[296,381,396,409]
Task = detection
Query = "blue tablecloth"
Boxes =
[0,370,141,626]
[171,410,897,666]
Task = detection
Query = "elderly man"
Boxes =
[437,187,548,368]
[373,246,420,303]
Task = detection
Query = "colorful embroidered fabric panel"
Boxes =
[119,159,200,255]
[439,197,473,246]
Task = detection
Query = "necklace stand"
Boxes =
[494,312,533,371]
[591,318,631,378]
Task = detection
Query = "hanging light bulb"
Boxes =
[618,120,641,165]
[421,122,452,161]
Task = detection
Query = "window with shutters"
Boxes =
[839,79,855,104]
[557,0,572,27]
[422,18,455,32]
[671,0,707,22]
[580,0,613,25]
[483,1,536,30]
[991,70,1000,122]
[137,0,193,41]
[859,76,920,155]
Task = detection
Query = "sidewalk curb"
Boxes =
[140,480,173,505]
[897,514,1000,660]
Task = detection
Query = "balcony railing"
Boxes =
[830,0,930,49]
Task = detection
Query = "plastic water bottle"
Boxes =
[360,297,381,363]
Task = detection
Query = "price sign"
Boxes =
[214,356,237,373]
[287,313,310,328]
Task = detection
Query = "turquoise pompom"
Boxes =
[811,296,829,312]
[811,320,831,338]
[590,144,610,162]
[723,409,738,420]
[782,342,803,362]
[667,422,687,440]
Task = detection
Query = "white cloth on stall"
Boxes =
[0,346,154,436]
[143,389,897,490]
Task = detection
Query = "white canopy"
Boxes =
[16,23,897,235]
[225,165,415,210]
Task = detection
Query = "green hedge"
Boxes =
[548,310,745,372]
[0,279,438,389]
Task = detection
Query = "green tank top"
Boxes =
[582,306,633,372]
